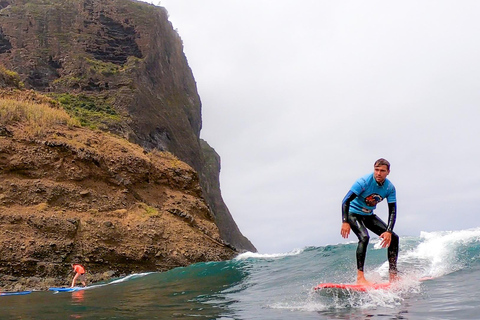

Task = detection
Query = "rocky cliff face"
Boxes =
[0,0,256,252]
[0,91,236,291]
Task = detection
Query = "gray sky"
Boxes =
[152,0,480,253]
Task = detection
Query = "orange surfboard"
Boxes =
[314,282,391,292]
[314,276,434,292]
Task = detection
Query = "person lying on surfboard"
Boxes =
[340,158,399,285]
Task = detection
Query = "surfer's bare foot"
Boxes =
[356,278,372,285]
[389,272,399,282]
[356,271,372,285]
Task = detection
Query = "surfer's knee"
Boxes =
[358,234,369,246]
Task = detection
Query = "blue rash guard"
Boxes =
[347,173,396,215]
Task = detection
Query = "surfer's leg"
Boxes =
[347,214,371,284]
[79,273,86,287]
[71,273,79,288]
[364,215,399,279]
[387,232,399,280]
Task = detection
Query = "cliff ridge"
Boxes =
[0,0,256,256]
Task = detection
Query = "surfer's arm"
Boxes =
[380,202,397,247]
[341,191,357,238]
[386,202,396,232]
[342,191,357,223]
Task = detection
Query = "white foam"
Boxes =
[108,272,153,285]
[375,228,480,278]
[234,248,304,260]
[270,284,408,313]
[269,300,329,312]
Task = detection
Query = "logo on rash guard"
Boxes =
[365,193,383,206]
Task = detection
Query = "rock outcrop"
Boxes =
[0,0,256,252]
[0,93,235,291]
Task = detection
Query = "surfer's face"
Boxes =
[374,165,389,184]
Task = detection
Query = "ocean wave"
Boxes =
[108,272,153,285]
[234,248,305,260]
[371,228,480,278]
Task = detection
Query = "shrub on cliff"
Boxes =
[0,65,24,89]
[50,93,120,130]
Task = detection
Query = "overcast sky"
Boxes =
[150,1,480,253]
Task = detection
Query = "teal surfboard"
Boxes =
[1,291,32,296]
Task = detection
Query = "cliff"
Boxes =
[0,89,236,291]
[0,0,256,252]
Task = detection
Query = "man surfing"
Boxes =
[340,158,399,285]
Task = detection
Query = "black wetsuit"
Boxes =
[342,191,399,275]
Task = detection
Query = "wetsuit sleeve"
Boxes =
[342,191,357,223]
[386,202,397,232]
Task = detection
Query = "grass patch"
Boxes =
[149,149,185,169]
[0,98,80,137]
[139,202,159,217]
[85,58,121,76]
[51,76,85,89]
[35,202,49,211]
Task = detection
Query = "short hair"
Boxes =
[374,158,390,170]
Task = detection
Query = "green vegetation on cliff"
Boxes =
[0,66,24,89]
[50,93,120,129]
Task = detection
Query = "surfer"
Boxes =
[340,158,399,285]
[71,263,87,288]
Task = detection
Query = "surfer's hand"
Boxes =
[341,222,350,238]
[380,231,392,247]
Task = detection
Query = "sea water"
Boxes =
[1,228,479,320]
